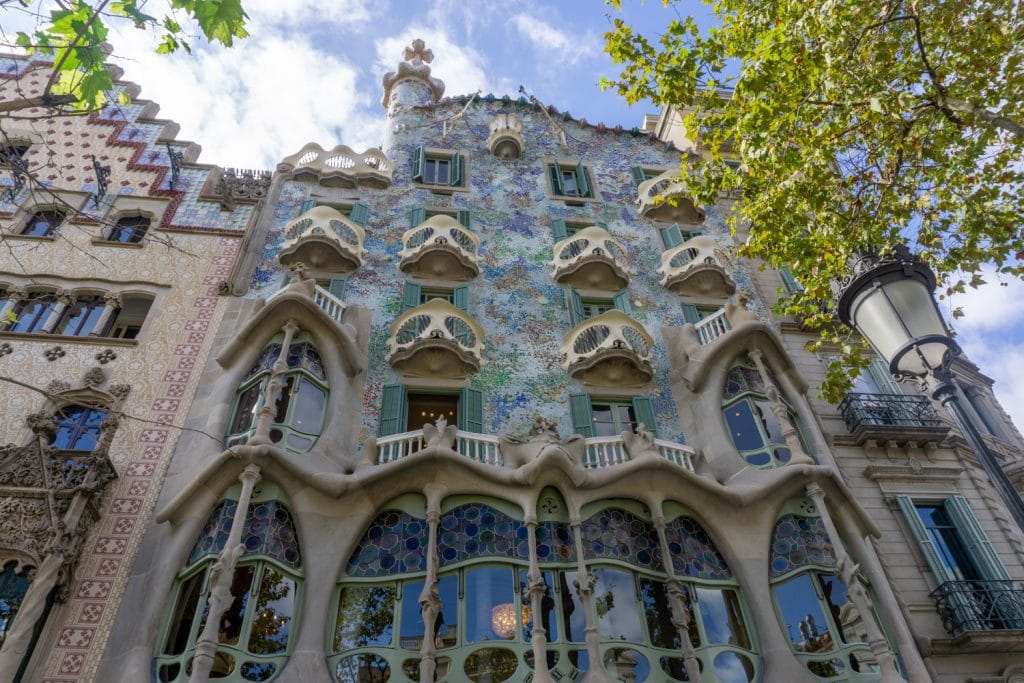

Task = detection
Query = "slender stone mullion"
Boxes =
[0,287,25,331]
[189,464,262,683]
[88,293,122,336]
[418,506,441,683]
[525,517,554,682]
[251,319,298,443]
[748,348,813,465]
[43,291,74,333]
[652,515,703,683]
[805,483,906,683]
[570,515,612,683]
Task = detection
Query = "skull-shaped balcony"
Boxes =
[657,235,735,298]
[550,226,630,291]
[278,206,366,273]
[398,215,480,281]
[561,310,654,387]
[386,298,484,378]
[637,169,705,224]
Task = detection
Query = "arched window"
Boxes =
[155,484,302,682]
[769,501,883,680]
[10,292,58,333]
[56,295,107,336]
[107,215,150,243]
[0,560,34,647]
[721,360,811,468]
[20,209,64,237]
[226,339,327,453]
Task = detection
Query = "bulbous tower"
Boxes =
[381,38,446,159]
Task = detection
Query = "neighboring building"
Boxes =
[2,40,1024,683]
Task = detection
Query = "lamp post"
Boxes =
[836,245,1024,533]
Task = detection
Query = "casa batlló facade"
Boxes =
[1,40,1023,683]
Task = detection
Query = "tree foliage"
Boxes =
[3,0,248,113]
[603,0,1024,400]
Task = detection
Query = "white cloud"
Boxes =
[375,27,509,99]
[511,12,598,65]
[243,0,375,29]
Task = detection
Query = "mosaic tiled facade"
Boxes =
[3,38,1024,683]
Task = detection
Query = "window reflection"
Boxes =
[334,585,395,650]
[466,566,516,642]
[593,568,644,642]
[696,587,749,649]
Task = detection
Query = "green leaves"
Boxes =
[604,0,1024,402]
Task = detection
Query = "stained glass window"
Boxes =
[346,510,428,577]
[769,514,836,578]
[721,360,810,468]
[664,516,732,580]
[579,508,663,572]
[188,499,302,569]
[437,503,529,567]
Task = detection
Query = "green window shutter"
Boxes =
[613,290,632,316]
[868,358,902,395]
[327,277,347,300]
[457,209,472,229]
[412,145,426,182]
[568,289,584,326]
[780,267,802,294]
[300,199,317,213]
[594,220,609,230]
[944,496,1012,581]
[681,303,701,324]
[551,219,569,242]
[403,282,422,311]
[895,496,958,583]
[349,203,369,228]
[378,384,408,437]
[569,392,594,438]
[549,164,564,195]
[659,223,684,250]
[409,207,426,227]
[450,152,464,187]
[453,285,469,312]
[458,387,484,433]
[630,166,647,187]
[631,397,658,437]
[575,162,591,198]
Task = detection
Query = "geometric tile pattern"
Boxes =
[769,514,837,578]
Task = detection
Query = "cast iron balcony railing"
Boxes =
[839,393,944,431]
[278,205,366,274]
[399,214,480,281]
[930,580,1024,636]
[550,226,630,290]
[657,235,735,299]
[636,169,705,224]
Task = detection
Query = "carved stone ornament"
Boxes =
[45,379,71,395]
[0,343,12,358]
[216,167,272,211]
[109,384,131,400]
[25,411,57,437]
[83,366,106,388]
[43,346,66,362]
[95,349,117,365]
[381,38,446,108]
[423,414,457,450]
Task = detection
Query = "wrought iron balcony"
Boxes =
[636,169,705,224]
[931,580,1024,636]
[279,142,393,188]
[398,215,480,281]
[561,310,653,387]
[386,298,484,378]
[657,235,735,298]
[838,392,948,445]
[277,205,366,274]
[550,226,629,290]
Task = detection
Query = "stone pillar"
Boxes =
[0,286,25,330]
[570,514,613,683]
[43,290,75,333]
[250,320,298,444]
[189,464,262,683]
[805,483,907,683]
[652,514,704,683]
[525,516,554,683]
[88,293,122,336]
[418,502,441,683]
[748,349,814,465]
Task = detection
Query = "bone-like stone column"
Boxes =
[748,349,814,465]
[189,464,262,683]
[570,513,613,683]
[250,320,298,444]
[652,513,704,683]
[525,515,554,683]
[418,493,442,683]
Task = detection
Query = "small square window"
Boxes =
[548,162,594,199]
[412,146,465,188]
[590,400,638,437]
[107,215,150,243]
[580,297,614,320]
[21,210,64,237]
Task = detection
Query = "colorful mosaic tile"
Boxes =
[723,364,767,400]
[769,514,836,578]
[437,503,529,567]
[535,520,576,564]
[580,508,663,572]
[188,499,302,569]
[664,517,732,580]
[346,509,428,577]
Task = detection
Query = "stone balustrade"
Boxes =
[399,215,480,281]
[279,142,393,188]
[561,310,654,386]
[550,226,630,290]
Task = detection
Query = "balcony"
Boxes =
[931,580,1024,637]
[279,142,393,188]
[398,215,480,281]
[375,428,695,472]
[838,393,949,446]
[386,298,484,378]
[265,279,346,323]
[561,310,653,387]
[693,308,733,346]
[636,169,705,224]
[278,206,366,274]
[657,235,735,298]
[550,226,630,291]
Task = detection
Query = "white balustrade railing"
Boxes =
[281,142,394,185]
[694,307,732,345]
[375,428,694,472]
[313,285,345,322]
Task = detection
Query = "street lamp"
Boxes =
[836,245,1024,532]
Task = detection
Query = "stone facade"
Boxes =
[3,40,1024,683]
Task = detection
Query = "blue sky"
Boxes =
[5,0,1022,431]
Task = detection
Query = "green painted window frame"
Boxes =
[568,289,631,326]
[412,146,465,188]
[569,393,658,439]
[298,199,370,227]
[403,282,469,312]
[548,162,595,199]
